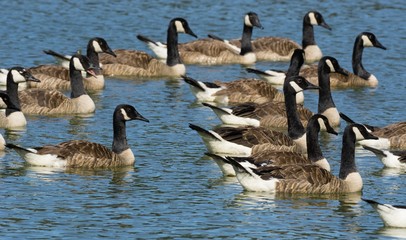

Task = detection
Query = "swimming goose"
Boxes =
[362,198,406,228]
[363,146,406,169]
[6,104,149,168]
[205,114,338,176]
[0,67,40,128]
[300,32,386,87]
[339,112,406,149]
[226,123,378,193]
[29,37,116,90]
[238,11,331,63]
[99,18,197,78]
[18,54,97,115]
[138,12,263,65]
[205,56,347,128]
[183,49,306,104]
[189,76,320,156]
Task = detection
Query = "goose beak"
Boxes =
[305,81,320,90]
[135,114,149,123]
[24,72,41,82]
[106,48,117,57]
[86,67,99,78]
[320,21,332,31]
[374,40,387,50]
[364,131,379,140]
[337,67,349,76]
[185,27,198,38]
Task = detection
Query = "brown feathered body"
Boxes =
[29,65,104,90]
[35,140,135,168]
[230,37,301,62]
[99,49,185,78]
[18,89,95,115]
[176,38,256,65]
[299,65,374,88]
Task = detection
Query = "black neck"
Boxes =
[284,84,305,139]
[112,115,129,154]
[352,37,370,80]
[317,63,336,113]
[306,120,324,162]
[239,24,254,55]
[286,54,304,79]
[69,64,87,98]
[6,77,22,114]
[339,128,357,179]
[166,22,182,66]
[86,44,102,75]
[302,20,316,48]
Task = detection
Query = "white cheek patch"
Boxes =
[175,20,186,33]
[317,118,327,130]
[11,70,26,83]
[121,108,131,120]
[93,41,103,53]
[352,126,364,141]
[289,81,303,93]
[73,57,85,71]
[244,15,253,27]
[361,35,374,47]
[325,59,335,72]
[308,12,318,25]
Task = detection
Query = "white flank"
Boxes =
[148,42,167,59]
[359,138,390,149]
[198,130,252,156]
[24,152,67,168]
[222,39,241,55]
[376,204,406,228]
[211,107,260,127]
[380,151,406,168]
[261,70,285,85]
[234,165,278,192]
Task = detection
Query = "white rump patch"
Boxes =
[121,108,131,120]
[361,35,374,47]
[174,20,186,33]
[73,57,85,71]
[244,14,253,27]
[308,12,317,25]
[92,40,103,53]
[325,59,335,72]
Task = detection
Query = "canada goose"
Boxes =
[99,18,197,78]
[362,198,406,228]
[28,37,116,90]
[189,76,320,156]
[226,123,378,193]
[340,112,406,149]
[0,67,40,128]
[205,114,338,176]
[205,56,346,128]
[18,54,97,115]
[236,11,331,63]
[300,32,387,87]
[363,145,406,168]
[6,104,149,168]
[138,12,263,65]
[183,49,306,104]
